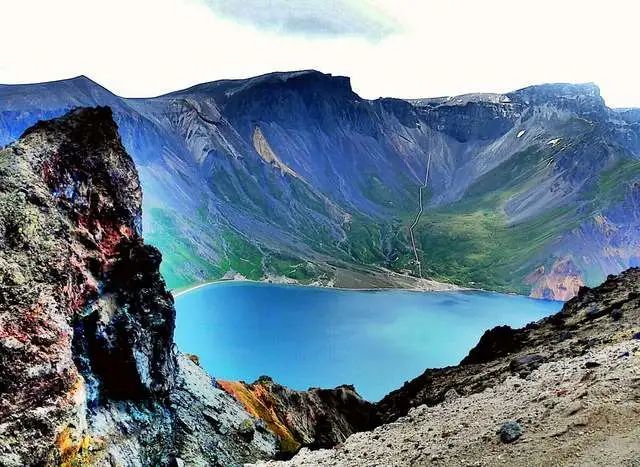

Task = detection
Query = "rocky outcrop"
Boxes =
[218,377,377,455]
[376,267,640,423]
[261,267,640,466]
[171,355,277,465]
[526,257,585,301]
[0,108,277,466]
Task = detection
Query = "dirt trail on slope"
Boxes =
[408,154,431,278]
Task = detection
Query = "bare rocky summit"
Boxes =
[258,340,640,466]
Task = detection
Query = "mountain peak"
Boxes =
[68,74,98,84]
[410,83,603,109]
[508,82,603,105]
[240,69,344,84]
[168,70,355,101]
[409,93,512,108]
[0,74,120,111]
[231,69,353,96]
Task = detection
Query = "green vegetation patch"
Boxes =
[417,205,580,293]
[591,157,640,206]
[411,146,583,293]
[145,207,222,290]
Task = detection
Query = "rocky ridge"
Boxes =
[218,377,377,455]
[0,106,180,465]
[1,73,639,299]
[257,268,640,465]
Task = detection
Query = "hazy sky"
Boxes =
[1,0,638,107]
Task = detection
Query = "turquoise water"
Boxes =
[174,282,561,401]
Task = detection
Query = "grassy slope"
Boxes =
[411,145,640,293]
[412,146,576,293]
[146,206,325,290]
[147,140,640,293]
[146,146,576,293]
[145,207,263,290]
[591,158,640,206]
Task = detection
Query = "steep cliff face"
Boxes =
[1,73,639,299]
[218,377,377,455]
[0,106,170,465]
[0,108,278,466]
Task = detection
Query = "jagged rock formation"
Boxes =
[259,268,640,465]
[218,377,377,455]
[377,268,640,422]
[0,108,278,466]
[171,355,278,465]
[1,73,639,299]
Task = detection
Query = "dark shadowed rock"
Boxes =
[611,308,623,321]
[462,325,527,365]
[509,354,546,377]
[499,421,523,443]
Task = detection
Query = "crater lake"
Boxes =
[174,282,561,401]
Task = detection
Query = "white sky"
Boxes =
[1,0,638,107]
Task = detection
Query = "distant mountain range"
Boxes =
[1,71,638,299]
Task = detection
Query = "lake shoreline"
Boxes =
[173,280,562,401]
[171,276,472,299]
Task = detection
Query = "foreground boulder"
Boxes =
[0,108,277,465]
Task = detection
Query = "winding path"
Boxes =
[409,154,431,278]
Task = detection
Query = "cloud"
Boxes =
[201,0,398,40]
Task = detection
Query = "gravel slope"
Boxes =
[255,269,640,466]
[257,339,640,466]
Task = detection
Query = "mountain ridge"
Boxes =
[1,71,639,299]
[2,107,640,465]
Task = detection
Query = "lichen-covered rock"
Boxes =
[171,354,278,465]
[218,377,377,455]
[0,108,277,466]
